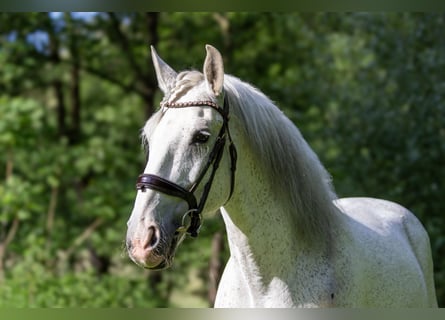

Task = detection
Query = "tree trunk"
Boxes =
[0,217,19,281]
[48,20,66,138]
[208,231,225,306]
[147,271,173,306]
[45,184,58,250]
[69,54,81,144]
[143,12,159,118]
[66,13,81,145]
[0,152,19,281]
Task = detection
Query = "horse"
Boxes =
[125,44,437,307]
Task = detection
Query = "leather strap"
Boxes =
[136,174,197,210]
[136,95,237,237]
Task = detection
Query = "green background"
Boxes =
[0,12,444,307]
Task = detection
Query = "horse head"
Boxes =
[126,45,236,269]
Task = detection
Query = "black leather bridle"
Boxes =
[136,95,237,237]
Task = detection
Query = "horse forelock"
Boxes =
[163,71,208,105]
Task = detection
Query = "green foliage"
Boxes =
[0,97,43,147]
[0,12,444,307]
[0,259,159,307]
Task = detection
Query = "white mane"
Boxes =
[223,75,338,242]
[145,71,339,242]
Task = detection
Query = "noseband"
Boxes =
[136,95,237,237]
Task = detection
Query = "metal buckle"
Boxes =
[175,209,197,234]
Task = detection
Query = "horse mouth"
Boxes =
[142,231,186,270]
[147,259,170,270]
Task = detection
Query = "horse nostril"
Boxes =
[143,225,159,250]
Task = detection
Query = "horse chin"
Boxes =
[132,249,173,270]
[145,231,186,270]
[146,258,171,270]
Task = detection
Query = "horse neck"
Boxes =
[221,141,318,284]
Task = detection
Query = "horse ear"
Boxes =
[203,44,224,97]
[151,46,178,95]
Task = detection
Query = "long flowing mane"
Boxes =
[145,70,339,242]
[224,75,338,242]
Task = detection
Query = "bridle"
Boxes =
[136,95,237,238]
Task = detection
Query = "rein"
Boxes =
[136,95,237,237]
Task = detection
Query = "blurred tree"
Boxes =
[0,12,443,307]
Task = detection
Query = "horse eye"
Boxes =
[192,131,210,144]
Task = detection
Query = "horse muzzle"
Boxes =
[126,224,163,268]
[126,222,187,270]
